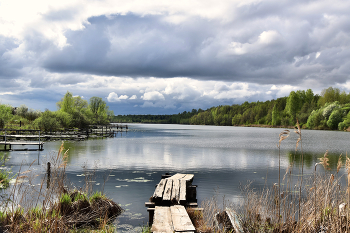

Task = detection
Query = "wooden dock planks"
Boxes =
[171,179,180,203]
[171,205,196,232]
[150,173,195,205]
[151,206,195,233]
[179,179,187,203]
[148,173,198,232]
[153,179,167,199]
[163,179,173,201]
[151,206,174,233]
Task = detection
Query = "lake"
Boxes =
[2,124,350,232]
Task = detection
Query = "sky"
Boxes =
[1,0,350,115]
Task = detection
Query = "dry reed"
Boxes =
[194,125,350,233]
[0,142,123,232]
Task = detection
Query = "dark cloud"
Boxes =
[38,6,350,86]
[0,36,23,78]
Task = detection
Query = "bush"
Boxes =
[306,109,324,129]
[33,110,61,131]
[327,109,343,129]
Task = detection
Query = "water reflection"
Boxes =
[2,124,350,231]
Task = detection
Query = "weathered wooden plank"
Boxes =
[145,201,155,207]
[225,208,244,233]
[163,179,173,201]
[171,179,180,203]
[179,179,187,203]
[153,179,167,199]
[168,173,186,180]
[151,206,174,233]
[180,174,194,182]
[170,205,196,232]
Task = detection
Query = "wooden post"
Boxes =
[39,131,41,150]
[47,162,51,188]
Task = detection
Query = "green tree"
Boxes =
[0,104,13,128]
[327,109,343,130]
[285,91,301,124]
[15,104,28,117]
[318,87,341,106]
[89,97,110,124]
[271,104,280,126]
[33,110,60,131]
[60,91,74,114]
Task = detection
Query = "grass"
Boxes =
[0,142,123,232]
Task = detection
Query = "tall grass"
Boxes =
[0,142,123,232]
[193,125,350,232]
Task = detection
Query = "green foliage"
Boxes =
[271,104,280,126]
[306,109,324,129]
[60,193,72,205]
[318,87,341,106]
[33,110,61,131]
[322,101,340,119]
[327,109,343,130]
[0,169,11,188]
[89,191,105,202]
[60,91,75,114]
[73,192,87,202]
[0,104,13,127]
[15,104,28,117]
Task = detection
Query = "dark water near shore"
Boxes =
[2,124,350,232]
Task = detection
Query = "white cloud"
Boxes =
[142,91,165,101]
[130,95,137,99]
[119,95,129,99]
[107,92,129,102]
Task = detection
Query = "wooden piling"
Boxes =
[47,162,51,189]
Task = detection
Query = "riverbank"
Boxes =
[0,142,123,232]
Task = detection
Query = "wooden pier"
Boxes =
[0,141,44,151]
[0,124,128,142]
[145,173,198,233]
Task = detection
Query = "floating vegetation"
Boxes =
[116,177,152,183]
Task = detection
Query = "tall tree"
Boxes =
[285,91,301,124]
[60,91,74,114]
[318,87,341,106]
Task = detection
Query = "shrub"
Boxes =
[327,109,343,129]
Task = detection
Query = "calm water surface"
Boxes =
[2,124,350,232]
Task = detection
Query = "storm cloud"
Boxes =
[0,0,350,114]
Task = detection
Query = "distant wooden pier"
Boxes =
[0,141,44,151]
[145,173,198,232]
[0,124,128,143]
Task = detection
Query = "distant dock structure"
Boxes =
[0,124,128,151]
[0,129,44,151]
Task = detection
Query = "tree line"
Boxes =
[0,91,113,131]
[113,87,350,131]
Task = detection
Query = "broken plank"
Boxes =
[171,179,180,203]
[225,207,244,233]
[151,206,174,233]
[163,179,173,201]
[153,179,167,199]
[170,205,196,232]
